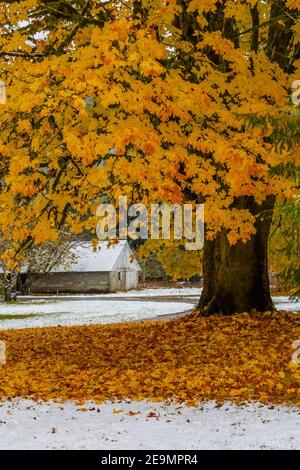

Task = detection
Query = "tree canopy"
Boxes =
[0,0,299,280]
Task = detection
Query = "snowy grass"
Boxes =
[20,287,202,299]
[0,300,192,330]
[0,288,298,330]
[0,291,299,450]
[0,399,299,450]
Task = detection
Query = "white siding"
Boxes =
[125,270,139,290]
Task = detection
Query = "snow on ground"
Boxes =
[0,291,299,449]
[0,399,299,450]
[0,288,298,330]
[272,296,300,313]
[0,300,192,330]
[107,287,202,297]
[20,287,202,299]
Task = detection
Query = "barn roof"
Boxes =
[55,240,140,273]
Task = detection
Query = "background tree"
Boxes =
[242,97,300,297]
[269,199,300,296]
[0,233,79,300]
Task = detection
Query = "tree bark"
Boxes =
[199,196,275,315]
[1,272,18,302]
[4,291,11,302]
[3,285,14,302]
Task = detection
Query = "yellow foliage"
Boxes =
[0,0,299,273]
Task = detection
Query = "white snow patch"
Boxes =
[272,296,300,313]
[114,287,202,297]
[0,399,299,450]
[0,300,192,330]
[20,287,202,299]
[0,289,298,330]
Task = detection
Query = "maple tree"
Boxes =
[0,0,299,313]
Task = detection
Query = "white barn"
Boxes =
[28,241,141,294]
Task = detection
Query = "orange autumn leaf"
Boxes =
[0,311,299,406]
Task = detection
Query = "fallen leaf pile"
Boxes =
[0,311,299,405]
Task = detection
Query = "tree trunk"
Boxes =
[199,196,275,315]
[3,285,13,302]
[2,272,18,302]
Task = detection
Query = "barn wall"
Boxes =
[29,272,110,294]
[109,270,139,291]
[113,243,141,272]
[109,271,125,292]
[126,270,139,290]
